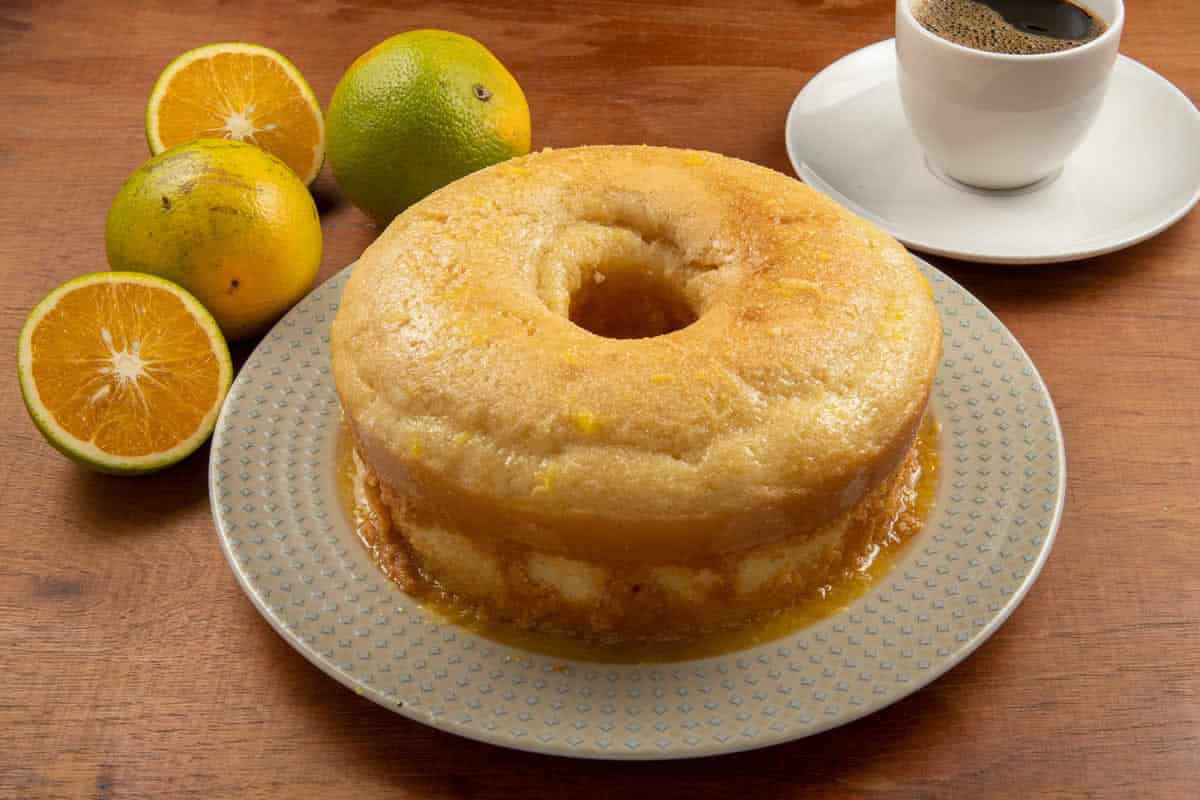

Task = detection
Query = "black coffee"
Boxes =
[914,0,1107,54]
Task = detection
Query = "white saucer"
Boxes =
[785,40,1200,264]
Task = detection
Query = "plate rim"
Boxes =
[785,39,1200,265]
[209,256,1067,760]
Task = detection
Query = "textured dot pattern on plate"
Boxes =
[209,257,1065,759]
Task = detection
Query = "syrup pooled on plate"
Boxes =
[336,418,940,663]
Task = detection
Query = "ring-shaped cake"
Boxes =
[332,145,942,639]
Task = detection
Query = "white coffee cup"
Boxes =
[896,0,1124,190]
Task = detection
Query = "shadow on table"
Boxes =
[310,178,345,217]
[928,245,1156,312]
[912,215,1185,321]
[68,441,211,535]
[262,607,1024,797]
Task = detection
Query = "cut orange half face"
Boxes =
[146,42,325,185]
[17,272,233,475]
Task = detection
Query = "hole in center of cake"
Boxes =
[568,269,698,339]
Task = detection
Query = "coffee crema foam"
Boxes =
[914,0,1106,55]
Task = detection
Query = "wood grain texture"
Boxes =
[1,1,1197,797]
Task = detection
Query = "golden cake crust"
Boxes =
[331,145,941,563]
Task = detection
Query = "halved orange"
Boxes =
[17,272,233,475]
[146,42,325,185]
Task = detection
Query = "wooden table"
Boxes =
[2,2,1197,797]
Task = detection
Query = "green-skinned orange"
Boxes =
[326,30,531,224]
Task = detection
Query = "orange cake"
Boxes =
[330,145,942,641]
